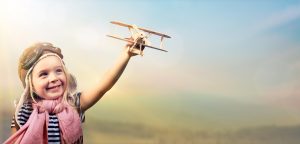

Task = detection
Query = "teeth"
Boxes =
[48,85,60,89]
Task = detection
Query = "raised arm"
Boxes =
[80,46,135,111]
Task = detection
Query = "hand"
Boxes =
[124,37,145,56]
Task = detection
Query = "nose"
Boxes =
[49,73,59,83]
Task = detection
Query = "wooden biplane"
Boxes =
[107,21,171,55]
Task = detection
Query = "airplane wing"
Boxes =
[138,27,171,38]
[107,34,168,52]
[111,21,132,28]
[110,21,171,38]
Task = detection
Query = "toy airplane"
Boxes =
[107,21,171,55]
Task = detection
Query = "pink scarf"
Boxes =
[4,99,83,144]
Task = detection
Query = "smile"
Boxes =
[46,85,62,90]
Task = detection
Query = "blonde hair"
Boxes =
[15,53,77,127]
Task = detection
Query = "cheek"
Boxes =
[32,79,47,93]
[61,75,67,88]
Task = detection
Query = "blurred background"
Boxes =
[1,0,300,143]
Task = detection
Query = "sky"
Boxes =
[1,0,300,139]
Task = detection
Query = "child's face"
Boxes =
[31,56,67,100]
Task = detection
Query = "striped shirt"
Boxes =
[11,93,85,144]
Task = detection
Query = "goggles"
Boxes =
[21,42,63,70]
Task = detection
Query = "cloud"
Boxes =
[255,4,300,32]
[254,46,300,111]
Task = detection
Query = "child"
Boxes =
[4,42,138,144]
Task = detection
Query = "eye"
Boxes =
[39,72,48,77]
[55,68,64,74]
[56,68,63,73]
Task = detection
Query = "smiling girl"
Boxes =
[4,42,137,144]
